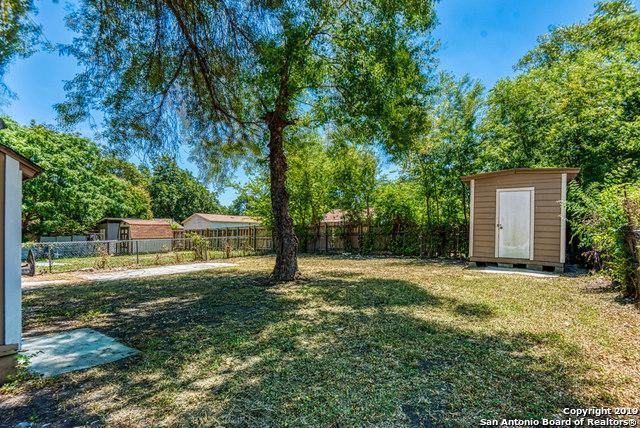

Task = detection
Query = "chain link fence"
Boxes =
[22,235,273,275]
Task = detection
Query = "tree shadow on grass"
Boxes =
[4,270,589,427]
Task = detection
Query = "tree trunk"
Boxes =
[267,116,299,281]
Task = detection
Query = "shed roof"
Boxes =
[0,143,42,179]
[460,168,580,183]
[98,218,177,227]
[183,213,259,225]
[122,219,175,227]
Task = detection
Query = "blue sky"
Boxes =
[2,0,610,205]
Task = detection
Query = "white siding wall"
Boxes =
[4,157,22,346]
[183,216,213,230]
[207,221,258,229]
[183,216,258,230]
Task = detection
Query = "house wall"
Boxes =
[182,216,212,230]
[183,216,257,230]
[471,172,563,265]
[0,153,4,347]
[4,156,22,346]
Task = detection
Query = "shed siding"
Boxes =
[0,153,4,346]
[472,173,562,264]
[129,224,174,240]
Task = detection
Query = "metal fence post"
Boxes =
[136,240,139,265]
[48,245,52,273]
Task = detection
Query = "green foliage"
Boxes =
[148,156,223,222]
[286,131,333,228]
[328,141,378,222]
[232,177,272,227]
[57,0,437,171]
[371,181,423,254]
[373,181,423,232]
[401,72,484,227]
[481,0,640,186]
[0,0,39,97]
[568,168,640,291]
[103,156,149,188]
[475,0,640,298]
[235,136,379,228]
[0,117,152,239]
[187,232,210,261]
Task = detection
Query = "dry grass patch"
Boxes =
[1,256,639,427]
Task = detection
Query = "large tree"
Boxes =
[57,0,436,280]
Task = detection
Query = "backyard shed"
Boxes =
[96,218,179,241]
[461,168,580,271]
[0,144,42,384]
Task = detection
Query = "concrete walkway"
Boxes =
[472,266,559,278]
[79,262,237,281]
[22,262,238,289]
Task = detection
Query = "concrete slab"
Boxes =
[22,279,73,290]
[23,262,239,290]
[472,266,559,278]
[22,328,138,376]
[79,262,237,281]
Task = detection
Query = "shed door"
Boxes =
[496,189,534,259]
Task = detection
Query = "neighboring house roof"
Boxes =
[321,209,374,224]
[182,213,260,225]
[97,218,179,227]
[460,168,580,182]
[322,209,346,224]
[0,143,43,180]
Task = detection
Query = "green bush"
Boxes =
[188,232,210,261]
[568,180,640,297]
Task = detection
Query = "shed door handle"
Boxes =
[497,224,503,230]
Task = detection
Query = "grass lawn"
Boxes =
[2,256,639,426]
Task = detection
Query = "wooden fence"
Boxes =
[173,227,273,252]
[176,223,468,258]
[300,223,467,257]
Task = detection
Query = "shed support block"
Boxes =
[0,353,17,385]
